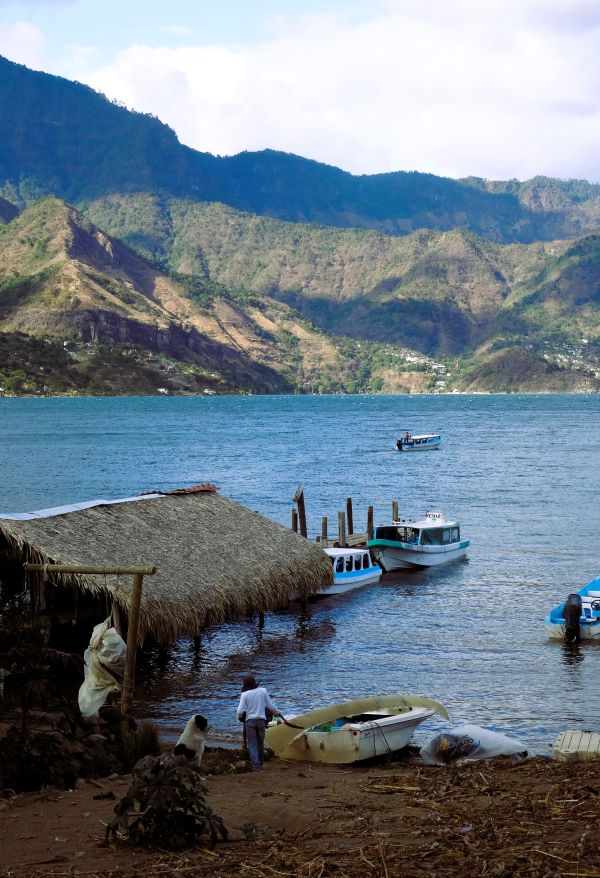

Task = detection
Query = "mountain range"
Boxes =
[0,53,599,395]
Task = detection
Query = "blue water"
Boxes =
[2,393,600,753]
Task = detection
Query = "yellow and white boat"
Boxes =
[265,694,449,764]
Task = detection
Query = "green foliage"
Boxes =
[106,755,228,849]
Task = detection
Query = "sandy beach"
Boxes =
[2,747,600,878]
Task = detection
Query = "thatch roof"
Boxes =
[0,486,332,642]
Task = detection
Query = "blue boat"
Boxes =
[545,576,600,642]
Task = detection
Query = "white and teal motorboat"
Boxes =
[395,432,442,451]
[546,577,600,642]
[367,510,469,572]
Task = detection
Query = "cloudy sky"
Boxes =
[1,0,599,182]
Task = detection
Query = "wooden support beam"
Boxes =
[24,564,156,576]
[321,516,328,545]
[121,572,144,716]
[367,506,374,541]
[291,509,298,532]
[392,500,399,522]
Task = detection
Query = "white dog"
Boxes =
[174,714,208,766]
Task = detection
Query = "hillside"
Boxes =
[1,197,598,395]
[2,55,600,243]
[83,195,600,361]
[0,197,444,395]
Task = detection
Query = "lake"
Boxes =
[2,393,600,753]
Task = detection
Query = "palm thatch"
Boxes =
[0,486,332,642]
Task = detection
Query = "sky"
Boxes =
[1,0,600,182]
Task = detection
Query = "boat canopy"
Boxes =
[374,523,461,545]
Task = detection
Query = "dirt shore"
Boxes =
[2,749,600,878]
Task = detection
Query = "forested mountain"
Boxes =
[1,54,599,395]
[1,54,600,243]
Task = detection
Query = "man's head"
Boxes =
[242,675,258,691]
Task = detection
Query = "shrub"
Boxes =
[106,755,228,849]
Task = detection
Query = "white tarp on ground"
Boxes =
[420,724,529,764]
[78,618,127,718]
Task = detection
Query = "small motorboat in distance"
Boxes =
[368,510,469,571]
[324,547,382,595]
[546,576,600,642]
[396,431,442,451]
[265,694,449,764]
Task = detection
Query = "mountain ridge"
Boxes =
[2,54,600,243]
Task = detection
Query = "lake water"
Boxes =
[2,393,600,754]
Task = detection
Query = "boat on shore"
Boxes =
[396,432,442,451]
[265,694,449,764]
[545,577,600,641]
[368,510,469,571]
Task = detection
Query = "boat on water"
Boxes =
[324,547,382,594]
[396,432,442,451]
[265,694,449,764]
[546,576,600,641]
[367,510,470,571]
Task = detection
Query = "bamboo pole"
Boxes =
[25,564,156,576]
[346,498,354,535]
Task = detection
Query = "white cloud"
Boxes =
[0,19,45,67]
[72,1,600,181]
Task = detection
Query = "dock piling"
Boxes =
[338,511,346,547]
[346,498,354,535]
[367,506,374,541]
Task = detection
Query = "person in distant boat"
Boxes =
[237,675,283,772]
[403,431,410,441]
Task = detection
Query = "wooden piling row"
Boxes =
[292,492,397,549]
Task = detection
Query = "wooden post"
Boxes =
[297,493,307,538]
[392,500,399,522]
[121,572,144,716]
[321,516,328,546]
[367,506,374,541]
[346,498,354,535]
[291,509,298,532]
[338,511,346,547]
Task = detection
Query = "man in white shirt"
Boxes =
[237,675,282,771]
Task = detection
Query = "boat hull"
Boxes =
[397,441,441,452]
[371,541,469,571]
[325,566,381,594]
[546,621,600,641]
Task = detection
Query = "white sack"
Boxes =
[78,618,127,718]
[420,724,528,765]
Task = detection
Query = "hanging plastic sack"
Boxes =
[78,617,127,718]
[420,724,528,765]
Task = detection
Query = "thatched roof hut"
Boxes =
[0,485,332,642]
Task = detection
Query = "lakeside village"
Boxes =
[2,337,600,399]
[1,480,600,877]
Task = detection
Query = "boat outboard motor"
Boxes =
[563,593,583,644]
[396,439,402,450]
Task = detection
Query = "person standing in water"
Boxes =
[237,675,283,771]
